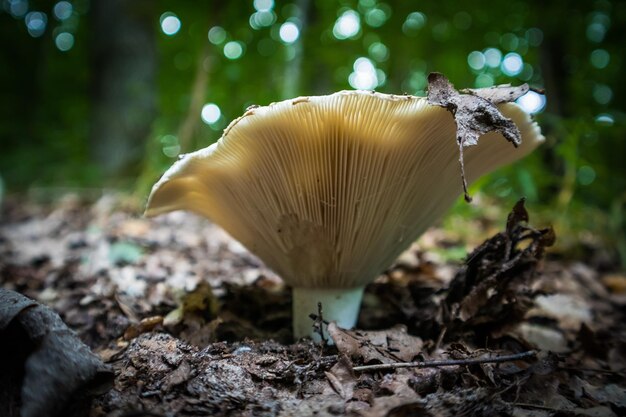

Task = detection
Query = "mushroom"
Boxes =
[145,90,543,341]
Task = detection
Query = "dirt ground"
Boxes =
[1,194,625,417]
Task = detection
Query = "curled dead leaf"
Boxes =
[427,73,535,201]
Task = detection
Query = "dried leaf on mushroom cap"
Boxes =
[427,72,543,202]
[146,90,543,291]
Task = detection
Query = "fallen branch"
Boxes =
[352,350,537,372]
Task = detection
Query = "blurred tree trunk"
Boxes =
[89,0,157,179]
[281,0,311,98]
[175,3,223,153]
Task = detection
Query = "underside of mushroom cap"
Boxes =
[145,91,543,289]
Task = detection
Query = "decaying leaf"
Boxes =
[123,315,164,340]
[163,281,219,327]
[513,364,620,417]
[443,198,555,339]
[427,72,534,202]
[325,356,356,400]
[328,323,424,365]
[362,396,430,417]
[0,289,113,417]
[515,323,569,353]
[582,382,626,409]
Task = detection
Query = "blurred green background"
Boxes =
[1,0,624,266]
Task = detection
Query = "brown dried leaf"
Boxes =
[444,199,555,338]
[123,315,164,340]
[364,373,429,417]
[325,356,356,400]
[427,72,531,201]
[329,323,423,364]
[506,198,529,234]
[363,397,430,417]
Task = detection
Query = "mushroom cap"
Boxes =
[146,91,543,289]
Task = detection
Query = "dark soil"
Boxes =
[1,194,625,417]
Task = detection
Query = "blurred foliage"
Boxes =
[0,0,625,266]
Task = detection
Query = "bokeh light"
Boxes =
[201,103,221,125]
[586,23,606,42]
[348,57,378,90]
[516,91,546,114]
[208,26,227,45]
[55,32,74,51]
[590,49,610,69]
[53,1,73,21]
[253,0,274,12]
[160,135,180,158]
[7,0,28,18]
[160,12,181,36]
[223,41,244,60]
[333,10,360,39]
[595,113,614,126]
[402,11,426,35]
[364,7,388,28]
[249,10,276,29]
[483,48,502,68]
[593,84,612,105]
[474,73,494,88]
[525,27,543,46]
[577,166,596,186]
[279,22,299,44]
[406,71,427,93]
[467,51,485,71]
[368,42,388,62]
[501,52,523,76]
[25,11,47,37]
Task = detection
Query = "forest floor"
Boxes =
[1,193,625,417]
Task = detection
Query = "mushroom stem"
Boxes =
[292,286,365,342]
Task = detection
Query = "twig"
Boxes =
[318,302,325,342]
[309,302,327,347]
[352,350,537,372]
[513,403,564,412]
[458,141,472,202]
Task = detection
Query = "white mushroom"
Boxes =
[145,91,543,341]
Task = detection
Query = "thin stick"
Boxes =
[312,302,326,345]
[513,403,563,412]
[318,302,324,341]
[352,350,537,372]
[458,141,473,203]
